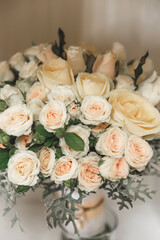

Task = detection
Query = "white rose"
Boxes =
[48,85,75,106]
[67,102,81,118]
[15,134,32,150]
[138,71,160,106]
[60,124,90,159]
[0,85,24,107]
[96,127,127,158]
[99,156,129,181]
[0,61,14,85]
[38,147,55,177]
[37,44,58,63]
[37,58,74,90]
[8,150,40,186]
[26,82,49,102]
[24,44,47,60]
[125,135,153,171]
[9,52,25,71]
[80,96,112,125]
[116,75,135,91]
[7,94,24,107]
[19,60,38,80]
[0,105,33,136]
[27,98,44,120]
[76,72,113,99]
[66,46,86,75]
[77,153,101,192]
[39,100,67,132]
[51,156,78,183]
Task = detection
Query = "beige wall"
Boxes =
[0,0,160,71]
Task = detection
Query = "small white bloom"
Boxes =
[39,100,67,132]
[116,75,135,91]
[26,82,49,102]
[48,85,75,106]
[112,42,127,62]
[51,156,78,183]
[27,98,44,120]
[19,60,38,81]
[0,85,24,107]
[15,134,32,150]
[24,44,47,60]
[80,96,112,125]
[8,150,40,186]
[16,79,32,93]
[67,102,81,118]
[0,104,33,136]
[0,61,14,85]
[9,52,25,71]
[38,147,56,177]
[60,124,90,159]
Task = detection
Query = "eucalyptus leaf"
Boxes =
[64,132,85,151]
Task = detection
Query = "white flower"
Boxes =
[125,135,153,171]
[27,98,44,120]
[80,96,112,125]
[112,42,127,62]
[51,156,78,183]
[16,79,32,93]
[96,127,127,158]
[99,156,129,181]
[15,134,32,150]
[116,75,135,91]
[66,46,86,75]
[0,85,24,106]
[60,125,90,159]
[138,71,160,106]
[9,52,25,71]
[48,85,75,106]
[8,150,40,186]
[37,44,58,63]
[38,147,55,177]
[24,44,47,60]
[67,102,81,118]
[39,100,67,132]
[0,105,33,136]
[77,153,101,192]
[26,82,49,102]
[0,61,14,85]
[19,60,38,80]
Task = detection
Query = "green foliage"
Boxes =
[64,179,77,188]
[64,132,85,151]
[0,149,10,170]
[89,134,97,148]
[15,185,30,194]
[55,147,64,159]
[33,132,46,144]
[52,28,66,59]
[0,99,7,111]
[35,125,53,138]
[98,159,104,167]
[55,128,65,138]
[9,148,17,157]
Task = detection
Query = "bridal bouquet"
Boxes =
[0,29,160,233]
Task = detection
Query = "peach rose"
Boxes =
[37,44,58,63]
[67,102,81,118]
[76,72,114,99]
[109,89,160,139]
[37,58,74,90]
[39,100,67,132]
[38,147,55,177]
[26,82,49,102]
[51,156,78,183]
[96,127,127,158]
[80,96,112,125]
[15,134,32,150]
[92,51,117,80]
[99,156,129,181]
[125,135,153,171]
[78,153,102,192]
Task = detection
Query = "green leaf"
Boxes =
[64,132,85,151]
[35,125,53,137]
[98,159,104,167]
[0,100,7,111]
[44,138,55,147]
[55,147,64,159]
[64,179,77,188]
[15,185,30,194]
[52,28,66,59]
[33,132,46,144]
[28,144,41,152]
[0,149,10,170]
[9,148,17,157]
[55,128,65,138]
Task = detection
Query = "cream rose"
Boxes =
[9,52,25,71]
[60,125,90,159]
[67,102,81,118]
[0,61,14,85]
[39,100,67,132]
[138,71,160,106]
[0,105,33,137]
[48,85,75,106]
[80,96,112,125]
[27,98,44,120]
[8,150,40,186]
[92,52,117,80]
[37,58,74,90]
[19,60,38,80]
[77,153,101,192]
[125,135,153,171]
[96,127,127,158]
[15,134,32,150]
[51,156,78,183]
[24,44,47,60]
[26,82,48,102]
[66,46,86,75]
[38,147,55,177]
[109,89,160,138]
[99,156,129,181]
[37,44,58,63]
[112,42,127,63]
[116,75,135,91]
[76,72,113,99]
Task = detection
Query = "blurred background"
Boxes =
[0,0,160,240]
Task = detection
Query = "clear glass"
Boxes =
[60,207,118,240]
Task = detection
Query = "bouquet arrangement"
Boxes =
[0,29,160,234]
